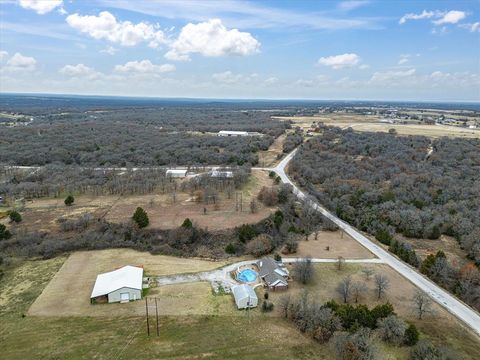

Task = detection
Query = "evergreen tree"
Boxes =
[132,207,149,228]
[64,195,75,206]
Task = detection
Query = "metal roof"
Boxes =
[232,284,257,304]
[90,265,143,298]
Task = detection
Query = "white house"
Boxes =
[210,169,234,178]
[166,169,188,178]
[91,265,143,304]
[231,284,258,309]
[218,130,249,137]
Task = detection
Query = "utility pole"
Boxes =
[145,297,150,336]
[155,297,159,337]
[240,192,243,212]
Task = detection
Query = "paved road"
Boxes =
[269,148,480,336]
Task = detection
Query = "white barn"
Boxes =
[218,130,249,137]
[231,284,258,309]
[166,169,188,178]
[91,265,143,304]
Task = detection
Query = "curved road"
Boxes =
[268,148,480,337]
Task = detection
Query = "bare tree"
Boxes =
[336,276,352,303]
[293,257,314,284]
[351,280,368,303]
[336,256,345,271]
[249,198,258,213]
[278,294,291,318]
[412,290,434,320]
[362,268,375,281]
[374,274,390,300]
[377,315,407,345]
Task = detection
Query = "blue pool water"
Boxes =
[237,269,258,282]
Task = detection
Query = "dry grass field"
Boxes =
[295,230,376,259]
[2,252,479,359]
[10,170,275,233]
[28,249,231,317]
[274,115,480,139]
[258,133,287,167]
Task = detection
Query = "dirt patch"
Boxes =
[28,249,231,317]
[400,234,468,267]
[295,230,375,259]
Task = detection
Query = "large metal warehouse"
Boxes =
[90,265,143,304]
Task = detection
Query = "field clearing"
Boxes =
[11,170,274,233]
[274,115,480,138]
[296,230,376,259]
[258,133,287,167]
[28,249,231,317]
[0,256,327,359]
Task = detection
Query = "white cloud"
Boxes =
[60,64,95,77]
[212,71,259,84]
[101,46,117,55]
[0,51,8,62]
[4,52,36,71]
[433,10,466,25]
[66,11,166,47]
[370,68,416,83]
[264,76,279,85]
[165,19,260,61]
[18,0,63,15]
[399,10,435,24]
[459,22,480,32]
[114,60,175,75]
[212,71,243,84]
[398,54,413,65]
[337,1,370,11]
[317,53,361,69]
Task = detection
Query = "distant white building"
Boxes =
[218,130,249,137]
[231,284,258,309]
[91,265,143,304]
[166,169,188,178]
[210,169,234,178]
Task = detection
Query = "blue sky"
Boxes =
[0,0,479,101]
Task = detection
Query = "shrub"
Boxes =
[64,195,74,206]
[377,315,407,345]
[269,171,276,178]
[132,207,149,228]
[225,243,236,254]
[238,224,257,243]
[0,224,12,240]
[8,210,22,223]
[182,218,193,228]
[404,324,419,346]
[261,301,274,312]
[257,186,278,206]
[410,340,441,360]
[375,228,392,246]
[274,253,282,262]
[245,234,274,257]
[264,292,269,300]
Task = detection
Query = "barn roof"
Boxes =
[91,265,143,298]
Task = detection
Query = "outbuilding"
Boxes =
[231,284,258,309]
[218,130,249,137]
[166,169,188,178]
[91,265,143,304]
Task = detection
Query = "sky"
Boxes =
[0,0,479,101]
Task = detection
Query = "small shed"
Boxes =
[166,169,188,178]
[91,265,143,304]
[232,284,258,309]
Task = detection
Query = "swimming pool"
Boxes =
[237,268,258,282]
